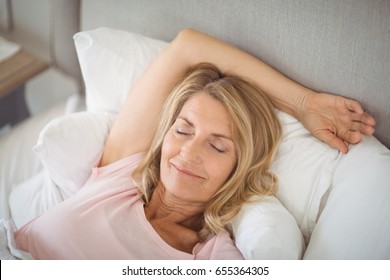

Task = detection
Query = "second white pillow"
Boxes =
[33,111,117,198]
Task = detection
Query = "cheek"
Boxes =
[160,132,183,180]
[161,132,179,159]
[160,135,174,186]
[206,156,236,187]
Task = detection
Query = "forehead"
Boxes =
[180,93,233,134]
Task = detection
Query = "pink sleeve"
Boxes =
[87,152,145,181]
[211,231,244,260]
[195,231,244,260]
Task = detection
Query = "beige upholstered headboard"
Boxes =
[54,0,390,148]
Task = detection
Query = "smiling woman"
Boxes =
[133,63,282,245]
[161,93,237,202]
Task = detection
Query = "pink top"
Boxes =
[14,153,243,260]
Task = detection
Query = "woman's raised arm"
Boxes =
[177,29,375,153]
[100,29,375,166]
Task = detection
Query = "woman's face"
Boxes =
[160,92,237,205]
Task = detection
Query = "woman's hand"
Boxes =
[295,91,376,154]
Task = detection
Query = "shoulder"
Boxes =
[92,152,145,177]
[195,230,244,260]
[213,230,244,260]
[84,152,145,193]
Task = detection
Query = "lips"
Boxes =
[170,162,205,180]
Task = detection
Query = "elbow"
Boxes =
[169,28,199,63]
[176,28,198,41]
[172,28,197,49]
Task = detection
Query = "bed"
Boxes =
[1,0,389,260]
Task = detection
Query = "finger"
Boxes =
[344,98,364,114]
[349,120,364,131]
[316,130,349,154]
[350,111,376,125]
[349,112,365,121]
[356,121,375,135]
[345,113,375,135]
[348,120,374,135]
[361,112,376,126]
[341,130,363,144]
[342,98,376,127]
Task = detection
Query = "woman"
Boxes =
[14,29,375,259]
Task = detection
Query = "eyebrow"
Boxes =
[177,116,234,142]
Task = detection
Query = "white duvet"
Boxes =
[0,219,32,260]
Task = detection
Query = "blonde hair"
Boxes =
[133,63,282,239]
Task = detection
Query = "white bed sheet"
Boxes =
[0,219,32,259]
[0,94,80,221]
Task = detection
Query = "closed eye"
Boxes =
[210,142,226,153]
[175,128,192,136]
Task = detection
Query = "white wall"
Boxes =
[1,0,79,115]
[4,0,51,61]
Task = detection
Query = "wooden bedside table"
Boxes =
[0,49,49,126]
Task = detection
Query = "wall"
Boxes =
[0,0,79,116]
[3,0,51,61]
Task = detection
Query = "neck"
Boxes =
[145,182,204,231]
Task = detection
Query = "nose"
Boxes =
[180,138,203,164]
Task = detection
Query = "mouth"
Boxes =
[171,163,205,180]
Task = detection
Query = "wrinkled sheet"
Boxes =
[0,219,32,260]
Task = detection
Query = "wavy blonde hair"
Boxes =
[132,63,282,239]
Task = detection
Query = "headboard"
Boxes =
[55,0,390,148]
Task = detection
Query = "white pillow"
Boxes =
[271,111,342,243]
[32,111,117,198]
[232,195,304,259]
[73,27,168,112]
[303,136,390,259]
